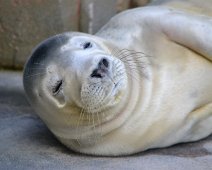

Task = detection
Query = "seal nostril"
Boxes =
[101,58,109,68]
[91,58,109,78]
[91,69,102,78]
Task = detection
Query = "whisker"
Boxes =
[88,108,92,143]
[76,107,84,146]
[91,112,96,142]
[96,111,100,127]
[110,47,151,83]
[98,103,105,141]
[117,48,151,56]
[90,81,102,86]
[87,109,90,124]
[65,111,76,125]
[108,75,116,85]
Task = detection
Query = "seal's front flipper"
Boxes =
[162,11,212,62]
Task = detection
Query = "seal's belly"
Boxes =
[160,51,212,109]
[138,52,212,147]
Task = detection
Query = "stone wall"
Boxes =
[0,0,149,69]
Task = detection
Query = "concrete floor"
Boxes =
[0,70,211,170]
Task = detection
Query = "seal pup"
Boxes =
[23,3,212,155]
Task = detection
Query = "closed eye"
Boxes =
[52,80,63,95]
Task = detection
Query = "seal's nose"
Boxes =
[90,58,109,78]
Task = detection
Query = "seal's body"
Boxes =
[23,1,212,155]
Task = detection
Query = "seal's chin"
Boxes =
[80,77,126,113]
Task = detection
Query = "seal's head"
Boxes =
[23,32,128,144]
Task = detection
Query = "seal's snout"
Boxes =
[91,58,110,78]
